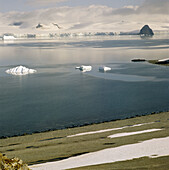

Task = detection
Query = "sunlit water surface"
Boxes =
[0,35,169,137]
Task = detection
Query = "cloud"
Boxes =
[109,0,169,16]
[1,2,169,34]
[138,0,169,14]
[27,0,69,6]
[112,5,138,15]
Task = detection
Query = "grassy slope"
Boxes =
[70,156,169,170]
[0,112,169,167]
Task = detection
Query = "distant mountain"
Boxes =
[120,30,139,35]
[36,23,62,29]
[139,25,154,36]
[36,23,43,29]
[49,32,115,37]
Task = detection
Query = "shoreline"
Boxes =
[148,60,169,66]
[0,110,167,139]
[1,111,169,168]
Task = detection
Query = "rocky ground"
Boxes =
[0,153,29,170]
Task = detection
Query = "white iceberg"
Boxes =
[79,65,92,72]
[6,66,37,75]
[99,66,111,72]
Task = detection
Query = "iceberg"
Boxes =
[79,65,92,72]
[6,66,37,75]
[99,66,111,72]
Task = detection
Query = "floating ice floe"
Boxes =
[80,65,92,72]
[76,65,92,72]
[6,66,37,75]
[99,66,111,72]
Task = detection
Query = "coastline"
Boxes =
[1,111,169,169]
[0,110,166,139]
[148,60,169,66]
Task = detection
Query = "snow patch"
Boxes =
[30,136,169,170]
[108,129,162,139]
[3,35,15,40]
[67,122,154,138]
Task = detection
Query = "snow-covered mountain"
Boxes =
[36,23,62,30]
[0,1,169,35]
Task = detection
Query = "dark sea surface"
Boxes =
[0,35,169,137]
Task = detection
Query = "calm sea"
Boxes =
[0,35,169,137]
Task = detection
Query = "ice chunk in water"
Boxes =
[6,66,37,75]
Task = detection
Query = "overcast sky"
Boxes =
[0,0,144,12]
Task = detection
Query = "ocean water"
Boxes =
[0,35,169,137]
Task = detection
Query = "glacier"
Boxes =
[2,34,16,40]
[6,66,37,75]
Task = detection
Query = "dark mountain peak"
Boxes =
[139,25,154,36]
[36,23,43,29]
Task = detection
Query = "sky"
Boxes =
[0,0,144,12]
[0,0,169,34]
